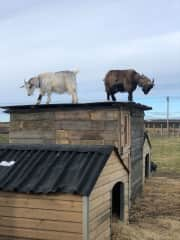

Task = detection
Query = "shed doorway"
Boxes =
[112,182,125,221]
[145,154,150,178]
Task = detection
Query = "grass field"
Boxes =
[113,136,180,240]
[151,136,180,174]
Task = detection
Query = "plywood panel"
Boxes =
[55,111,90,120]
[10,120,55,131]
[55,120,105,131]
[0,226,82,240]
[0,192,83,239]
[0,192,82,202]
[9,138,56,144]
[0,206,82,222]
[11,112,55,121]
[90,218,110,240]
[0,237,32,240]
[0,216,82,233]
[89,151,129,240]
[56,130,118,141]
[90,110,118,120]
[0,196,82,212]
[10,129,54,139]
[89,201,110,221]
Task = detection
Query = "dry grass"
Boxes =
[112,136,180,240]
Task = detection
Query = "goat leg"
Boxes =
[36,94,42,105]
[46,93,51,104]
[111,93,116,101]
[107,92,111,101]
[128,92,133,102]
[71,90,78,104]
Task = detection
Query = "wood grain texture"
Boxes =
[89,152,129,239]
[0,193,83,240]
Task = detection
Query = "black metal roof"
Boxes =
[1,101,152,113]
[0,144,128,196]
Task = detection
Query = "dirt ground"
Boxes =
[112,173,180,240]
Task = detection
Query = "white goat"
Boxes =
[21,70,79,104]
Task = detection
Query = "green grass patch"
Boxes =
[151,136,180,174]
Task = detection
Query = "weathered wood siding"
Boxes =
[9,112,56,144]
[55,109,120,146]
[9,109,131,168]
[89,152,129,240]
[0,192,83,240]
[130,109,144,200]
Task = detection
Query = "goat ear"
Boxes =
[152,78,155,84]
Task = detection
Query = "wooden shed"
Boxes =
[3,102,151,202]
[0,144,129,240]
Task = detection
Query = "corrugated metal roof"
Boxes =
[0,144,118,196]
[1,101,152,113]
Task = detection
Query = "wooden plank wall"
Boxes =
[55,109,120,147]
[9,112,56,144]
[89,152,129,240]
[0,122,9,134]
[9,108,132,162]
[0,192,83,240]
[9,107,144,205]
[130,109,144,201]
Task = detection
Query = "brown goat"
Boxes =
[104,69,154,101]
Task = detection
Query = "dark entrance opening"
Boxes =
[145,154,150,178]
[112,182,124,221]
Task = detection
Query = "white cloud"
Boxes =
[0,0,179,108]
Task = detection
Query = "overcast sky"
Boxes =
[0,0,180,120]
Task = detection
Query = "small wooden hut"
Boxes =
[3,102,151,202]
[0,144,128,240]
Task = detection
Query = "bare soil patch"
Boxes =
[112,173,180,240]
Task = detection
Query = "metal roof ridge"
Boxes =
[1,101,152,112]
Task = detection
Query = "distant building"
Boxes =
[145,119,180,136]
